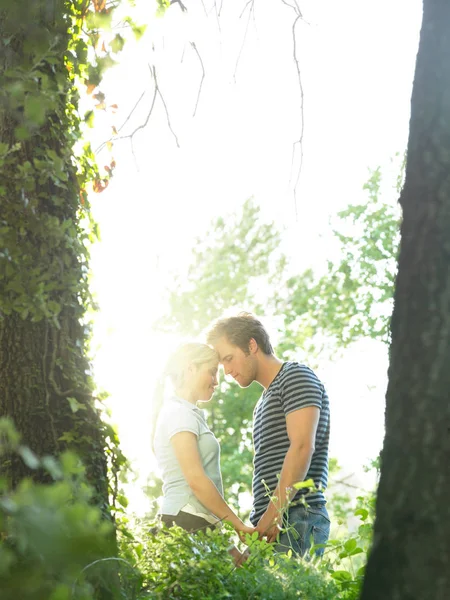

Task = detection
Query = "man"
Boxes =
[206,312,330,556]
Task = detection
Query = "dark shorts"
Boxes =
[160,511,216,533]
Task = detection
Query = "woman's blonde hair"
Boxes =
[151,343,218,447]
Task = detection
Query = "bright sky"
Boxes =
[87,0,423,514]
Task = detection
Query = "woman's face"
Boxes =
[189,360,219,402]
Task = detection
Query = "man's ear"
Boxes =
[249,338,258,354]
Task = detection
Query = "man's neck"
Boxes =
[255,354,284,390]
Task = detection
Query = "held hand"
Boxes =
[229,545,251,567]
[263,523,282,543]
[234,520,256,543]
[256,510,283,543]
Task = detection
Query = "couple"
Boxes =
[152,313,331,562]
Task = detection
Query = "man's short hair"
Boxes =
[206,312,273,355]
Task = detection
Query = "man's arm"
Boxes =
[256,406,320,542]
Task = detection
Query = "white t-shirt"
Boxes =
[153,395,224,522]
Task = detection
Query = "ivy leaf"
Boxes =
[354,508,369,521]
[67,397,87,413]
[110,34,125,54]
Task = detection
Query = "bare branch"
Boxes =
[239,0,254,19]
[95,65,180,154]
[190,42,205,117]
[290,14,304,211]
[150,64,180,148]
[95,89,147,154]
[234,0,256,82]
[170,0,187,12]
[118,90,147,135]
[280,1,306,214]
[129,136,140,172]
[116,83,157,144]
[214,1,222,33]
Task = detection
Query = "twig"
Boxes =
[150,64,180,148]
[239,0,254,19]
[95,89,147,154]
[170,0,187,11]
[281,0,299,12]
[281,1,305,216]
[213,0,222,33]
[129,137,140,172]
[96,65,180,152]
[117,90,147,135]
[234,0,256,82]
[190,42,205,117]
[331,475,369,491]
[116,80,157,143]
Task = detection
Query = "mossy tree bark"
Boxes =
[0,1,110,514]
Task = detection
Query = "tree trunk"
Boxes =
[0,1,110,513]
[361,1,450,598]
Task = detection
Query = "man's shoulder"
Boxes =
[280,361,318,381]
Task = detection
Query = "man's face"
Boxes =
[213,336,257,388]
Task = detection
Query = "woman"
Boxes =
[152,343,254,560]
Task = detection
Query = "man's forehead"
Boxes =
[213,337,236,360]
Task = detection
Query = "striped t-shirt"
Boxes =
[250,362,330,526]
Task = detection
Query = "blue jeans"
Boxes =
[275,503,330,557]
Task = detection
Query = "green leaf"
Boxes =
[354,508,369,521]
[67,397,86,413]
[17,445,40,469]
[41,456,63,480]
[84,110,95,128]
[293,478,316,490]
[49,584,70,600]
[14,125,30,141]
[110,34,125,54]
[117,493,129,508]
[25,95,47,125]
[344,538,357,553]
[331,570,352,582]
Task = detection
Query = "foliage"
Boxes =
[127,520,339,600]
[0,0,137,510]
[0,418,120,600]
[0,417,378,600]
[279,158,403,355]
[321,491,376,599]
[157,197,287,336]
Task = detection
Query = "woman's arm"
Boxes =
[171,431,254,539]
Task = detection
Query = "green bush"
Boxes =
[0,418,133,600]
[126,521,339,600]
[1,418,375,599]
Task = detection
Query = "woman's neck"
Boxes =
[175,385,197,405]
